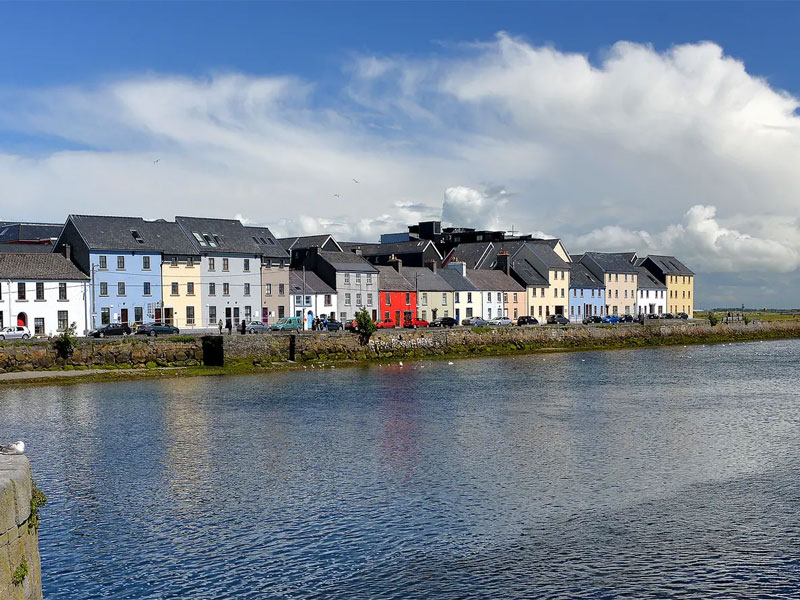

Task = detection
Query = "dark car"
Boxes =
[583,315,602,324]
[91,323,132,338]
[647,313,660,319]
[547,314,570,325]
[517,316,539,326]
[663,313,675,319]
[462,316,487,327]
[676,312,689,319]
[619,314,635,323]
[136,323,180,337]
[322,319,343,331]
[429,317,457,328]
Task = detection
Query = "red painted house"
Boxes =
[376,260,417,327]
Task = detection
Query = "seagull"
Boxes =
[333,194,340,198]
[153,159,160,164]
[0,441,25,455]
[352,178,359,184]
[448,361,454,365]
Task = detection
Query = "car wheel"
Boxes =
[149,331,155,337]
[0,335,4,340]
[297,327,302,333]
[175,329,180,334]
[22,334,30,339]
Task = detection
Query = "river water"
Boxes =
[1,339,799,598]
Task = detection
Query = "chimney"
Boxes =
[63,243,71,261]
[388,254,402,274]
[496,251,510,276]
[426,259,437,274]
[354,245,362,256]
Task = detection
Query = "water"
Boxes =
[2,340,799,598]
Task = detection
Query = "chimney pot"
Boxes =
[426,259,437,274]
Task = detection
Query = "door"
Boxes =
[395,310,401,327]
[164,308,173,326]
[233,307,240,328]
[225,307,232,329]
[455,308,460,324]
[17,312,27,327]
[120,308,128,325]
[155,308,162,324]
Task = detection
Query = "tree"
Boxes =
[355,307,376,344]
[53,322,78,359]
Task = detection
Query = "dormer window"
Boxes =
[130,229,145,244]
[212,234,223,247]
[192,232,208,247]
[203,234,217,248]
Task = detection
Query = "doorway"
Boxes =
[17,312,27,327]
[120,308,128,325]
[164,308,174,325]
[225,307,232,329]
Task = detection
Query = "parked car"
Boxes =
[245,321,270,334]
[583,315,602,324]
[619,314,635,323]
[136,323,180,337]
[270,316,304,332]
[602,315,620,324]
[547,314,570,325]
[91,323,132,338]
[647,313,660,319]
[462,316,487,327]
[517,316,539,326]
[344,319,359,332]
[676,312,689,319]
[0,326,31,340]
[489,316,514,327]
[663,313,675,320]
[429,316,458,328]
[376,319,396,329]
[323,319,343,331]
[404,318,429,329]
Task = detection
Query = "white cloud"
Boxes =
[2,33,800,304]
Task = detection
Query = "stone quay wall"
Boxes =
[222,319,800,364]
[0,338,203,373]
[0,456,42,600]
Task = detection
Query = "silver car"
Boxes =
[245,321,270,334]
[489,316,514,327]
[0,326,31,340]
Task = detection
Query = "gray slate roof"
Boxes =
[376,266,416,291]
[358,239,441,259]
[0,243,54,254]
[570,263,604,288]
[279,235,341,252]
[317,250,378,273]
[400,267,453,292]
[466,269,525,292]
[0,253,89,280]
[438,267,478,291]
[637,266,667,289]
[176,216,269,255]
[67,215,198,254]
[289,270,335,295]
[244,226,289,259]
[643,255,694,276]
[0,223,62,243]
[582,252,639,274]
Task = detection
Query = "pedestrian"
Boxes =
[227,319,232,336]
[240,319,246,335]
[218,319,223,335]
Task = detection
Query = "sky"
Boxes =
[1,2,799,308]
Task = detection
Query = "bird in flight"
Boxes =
[153,159,160,164]
[352,178,359,184]
[333,194,340,198]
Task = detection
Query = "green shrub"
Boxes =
[12,558,28,585]
[355,308,376,344]
[28,483,47,533]
[708,312,719,326]
[471,326,492,334]
[53,321,77,359]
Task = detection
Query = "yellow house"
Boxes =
[639,255,695,317]
[160,254,202,329]
[580,252,638,316]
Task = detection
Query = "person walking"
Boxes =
[218,319,223,335]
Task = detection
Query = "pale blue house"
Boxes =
[568,259,606,322]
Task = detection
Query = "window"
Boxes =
[244,283,251,296]
[355,274,361,285]
[223,283,230,296]
[305,295,311,306]
[99,255,108,269]
[278,284,285,296]
[591,289,595,298]
[99,282,108,297]
[615,273,619,282]
[171,282,179,296]
[118,282,126,296]
[487,292,492,302]
[466,307,473,318]
[187,282,195,295]
[244,259,250,272]
[57,311,68,332]
[444,310,449,317]
[296,295,303,305]
[513,293,518,302]
[143,256,151,270]
[209,283,216,295]
[488,307,492,319]
[208,258,216,271]
[187,257,195,267]
[467,292,472,303]
[561,271,565,280]
[36,282,44,300]
[134,307,143,323]
[244,306,252,321]
[265,283,272,296]
[422,292,428,306]
[405,292,410,305]
[34,318,44,335]
[209,306,217,324]
[624,290,628,298]
[170,257,178,267]
[223,258,229,272]
[571,306,574,315]
[344,273,351,284]
[688,291,691,299]
[324,294,331,306]
[278,305,285,318]
[59,282,67,300]
[356,293,362,306]
[117,256,125,270]
[454,292,460,303]
[442,293,447,305]
[385,292,391,305]
[538,305,543,317]
[345,293,351,306]
[186,306,195,326]
[503,293,508,302]
[614,289,618,299]
[366,274,373,285]
[532,288,537,297]
[580,289,584,298]
[561,288,565,298]
[141,281,150,296]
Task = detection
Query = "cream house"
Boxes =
[401,264,453,321]
[579,252,638,316]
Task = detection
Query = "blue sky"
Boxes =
[1,2,799,307]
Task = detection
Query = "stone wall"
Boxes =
[0,338,203,373]
[0,456,42,600]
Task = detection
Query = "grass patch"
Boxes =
[12,558,28,585]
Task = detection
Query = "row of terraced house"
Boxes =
[0,216,694,335]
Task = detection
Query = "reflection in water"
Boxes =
[1,339,799,599]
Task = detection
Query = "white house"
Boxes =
[636,266,668,316]
[0,253,90,336]
[289,269,338,328]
